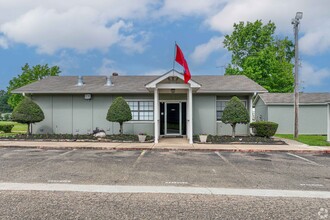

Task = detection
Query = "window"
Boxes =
[216,100,247,121]
[127,101,154,121]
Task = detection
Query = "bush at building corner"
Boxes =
[11,97,44,135]
[250,121,278,137]
[0,124,14,133]
[106,97,132,134]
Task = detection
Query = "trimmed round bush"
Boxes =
[0,124,14,133]
[250,121,278,137]
[106,97,132,134]
[11,97,44,135]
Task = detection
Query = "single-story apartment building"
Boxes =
[13,70,267,144]
[254,93,330,135]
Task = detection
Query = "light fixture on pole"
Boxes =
[291,12,303,139]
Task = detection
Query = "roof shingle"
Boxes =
[12,74,267,94]
[259,93,330,104]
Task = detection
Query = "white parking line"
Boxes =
[287,153,323,166]
[0,182,330,199]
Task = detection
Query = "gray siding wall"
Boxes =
[32,93,252,136]
[268,105,327,134]
[193,95,216,135]
[192,95,250,136]
[255,98,268,121]
[32,94,154,135]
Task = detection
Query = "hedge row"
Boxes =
[0,124,14,133]
[250,121,278,137]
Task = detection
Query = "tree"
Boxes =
[11,97,45,135]
[7,63,61,109]
[106,97,132,134]
[221,96,250,138]
[0,90,12,113]
[223,20,294,93]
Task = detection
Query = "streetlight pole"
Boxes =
[292,12,303,139]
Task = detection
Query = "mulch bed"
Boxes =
[193,135,287,145]
[0,134,154,143]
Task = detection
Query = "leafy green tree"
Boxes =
[0,90,12,113]
[106,97,132,134]
[7,63,61,108]
[11,97,45,135]
[221,96,250,138]
[223,20,294,93]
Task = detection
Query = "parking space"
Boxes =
[0,148,329,191]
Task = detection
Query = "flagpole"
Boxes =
[172,41,176,75]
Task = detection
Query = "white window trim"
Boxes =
[216,99,247,122]
[127,100,154,121]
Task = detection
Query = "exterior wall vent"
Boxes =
[105,76,113,86]
[77,76,84,86]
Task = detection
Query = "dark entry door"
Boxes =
[166,103,180,134]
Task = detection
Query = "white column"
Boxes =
[327,103,330,142]
[154,88,159,143]
[186,90,190,141]
[249,95,253,135]
[188,88,193,144]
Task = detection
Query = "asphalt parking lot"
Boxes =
[0,147,329,191]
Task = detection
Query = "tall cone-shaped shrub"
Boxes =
[106,97,132,134]
[11,97,44,135]
[221,96,249,138]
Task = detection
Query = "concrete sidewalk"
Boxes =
[0,138,329,153]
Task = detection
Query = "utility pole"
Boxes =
[291,12,303,139]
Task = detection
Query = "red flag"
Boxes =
[175,44,191,83]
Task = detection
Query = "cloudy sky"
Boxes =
[0,0,329,92]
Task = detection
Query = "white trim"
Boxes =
[145,70,201,89]
[125,121,154,124]
[154,88,159,143]
[327,103,330,142]
[188,88,193,144]
[157,84,191,89]
[266,103,328,106]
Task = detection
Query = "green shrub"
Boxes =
[0,124,14,133]
[106,97,132,134]
[11,97,44,135]
[222,96,250,138]
[250,121,278,137]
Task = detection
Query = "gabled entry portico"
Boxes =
[145,70,201,144]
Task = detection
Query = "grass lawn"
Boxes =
[0,121,27,136]
[275,134,330,146]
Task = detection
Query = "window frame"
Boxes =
[127,100,154,121]
[216,99,247,122]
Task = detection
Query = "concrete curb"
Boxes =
[1,144,329,154]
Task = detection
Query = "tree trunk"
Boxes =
[231,123,236,138]
[27,123,31,136]
[119,122,123,134]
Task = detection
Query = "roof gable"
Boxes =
[145,69,201,89]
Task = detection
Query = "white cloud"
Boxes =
[206,0,330,55]
[300,62,330,87]
[0,36,8,48]
[96,58,126,76]
[0,1,155,54]
[191,36,224,65]
[158,0,225,18]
